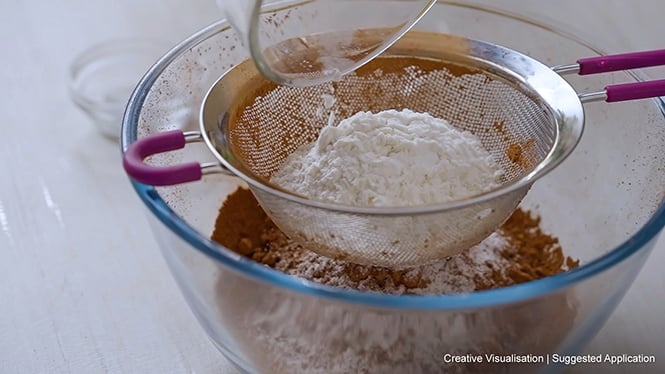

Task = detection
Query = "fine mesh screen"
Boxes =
[205,50,558,267]
[228,56,554,185]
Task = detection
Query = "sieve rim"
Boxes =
[200,35,585,217]
[122,2,665,310]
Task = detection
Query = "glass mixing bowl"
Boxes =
[121,1,665,373]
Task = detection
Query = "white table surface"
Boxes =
[1,1,663,373]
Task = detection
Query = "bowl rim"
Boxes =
[121,1,665,310]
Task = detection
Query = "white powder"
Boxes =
[271,109,503,207]
[273,232,511,295]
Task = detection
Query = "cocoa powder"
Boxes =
[212,188,579,373]
[211,187,272,257]
[211,187,578,293]
[506,143,523,165]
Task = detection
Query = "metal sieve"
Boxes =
[123,31,665,268]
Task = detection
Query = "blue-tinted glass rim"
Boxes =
[121,2,665,310]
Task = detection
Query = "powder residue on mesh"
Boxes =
[270,109,504,207]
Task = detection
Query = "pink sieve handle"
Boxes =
[578,49,665,75]
[605,79,665,103]
[123,130,203,186]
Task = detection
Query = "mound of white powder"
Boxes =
[272,109,503,206]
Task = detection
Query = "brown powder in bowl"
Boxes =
[211,188,580,373]
[211,187,578,294]
[211,187,272,257]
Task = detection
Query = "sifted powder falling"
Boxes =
[271,109,504,207]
